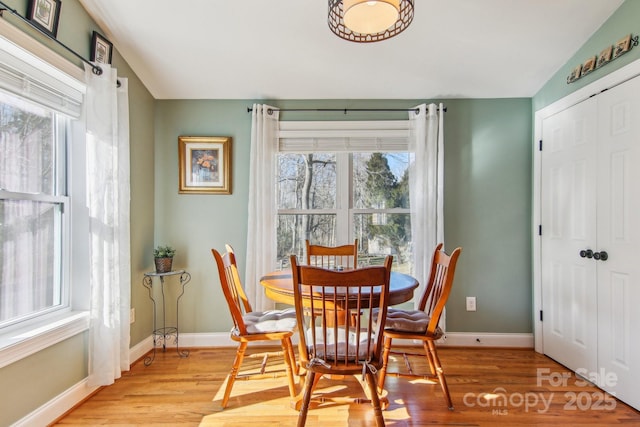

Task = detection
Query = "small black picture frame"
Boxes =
[27,0,62,38]
[90,31,113,65]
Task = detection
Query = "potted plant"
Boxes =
[153,245,176,273]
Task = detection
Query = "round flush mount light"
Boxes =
[328,0,414,43]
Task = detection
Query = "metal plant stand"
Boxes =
[142,269,191,366]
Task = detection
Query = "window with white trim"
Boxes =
[276,121,413,273]
[0,89,69,327]
[0,34,88,357]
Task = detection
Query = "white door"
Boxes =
[595,76,640,408]
[540,98,598,374]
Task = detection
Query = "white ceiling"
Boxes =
[78,0,624,100]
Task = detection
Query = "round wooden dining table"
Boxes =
[260,269,419,307]
[261,268,418,409]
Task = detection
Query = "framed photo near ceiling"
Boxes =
[613,34,632,59]
[567,64,582,83]
[178,136,232,194]
[90,31,113,65]
[596,46,613,69]
[581,56,597,77]
[27,0,62,38]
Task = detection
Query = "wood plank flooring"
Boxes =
[52,346,640,426]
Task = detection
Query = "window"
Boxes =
[276,121,413,273]
[0,34,88,365]
[0,90,68,327]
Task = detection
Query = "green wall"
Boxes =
[444,99,532,332]
[534,0,640,110]
[0,1,155,425]
[154,98,533,334]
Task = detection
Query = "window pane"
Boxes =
[277,214,336,268]
[0,90,56,195]
[354,213,412,273]
[0,199,62,324]
[277,153,336,209]
[353,152,410,209]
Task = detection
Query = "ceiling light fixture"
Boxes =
[328,0,414,43]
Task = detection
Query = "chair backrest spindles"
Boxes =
[291,254,392,371]
[417,243,462,336]
[212,247,252,335]
[306,239,358,269]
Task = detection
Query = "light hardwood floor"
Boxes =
[53,346,640,426]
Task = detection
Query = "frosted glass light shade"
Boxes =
[343,0,400,34]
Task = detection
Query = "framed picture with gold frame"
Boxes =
[178,136,232,194]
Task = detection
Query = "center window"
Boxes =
[276,151,412,273]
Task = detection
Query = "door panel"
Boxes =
[541,99,598,373]
[596,76,640,408]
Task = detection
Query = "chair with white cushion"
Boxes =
[211,245,298,409]
[377,243,461,410]
[290,254,392,427]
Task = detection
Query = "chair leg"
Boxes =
[297,371,316,427]
[281,338,298,399]
[365,371,386,427]
[221,341,248,409]
[377,336,392,391]
[292,371,322,410]
[427,340,453,410]
[286,337,300,376]
[422,341,437,376]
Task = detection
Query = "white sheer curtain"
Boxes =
[409,103,445,306]
[84,64,131,386]
[246,104,279,311]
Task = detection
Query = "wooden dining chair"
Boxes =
[376,243,461,410]
[306,239,358,269]
[211,245,298,409]
[290,254,393,427]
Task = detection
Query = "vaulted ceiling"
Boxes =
[79,0,624,100]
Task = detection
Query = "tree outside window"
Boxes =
[276,151,411,273]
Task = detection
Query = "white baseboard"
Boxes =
[16,330,532,426]
[129,334,154,363]
[12,378,99,427]
[438,332,534,348]
[180,332,238,348]
[178,331,533,349]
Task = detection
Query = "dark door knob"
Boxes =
[593,251,608,261]
[579,249,593,258]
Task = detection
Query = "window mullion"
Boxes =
[336,152,350,245]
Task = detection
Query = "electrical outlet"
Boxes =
[466,297,476,311]
[130,308,135,324]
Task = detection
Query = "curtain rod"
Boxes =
[0,1,120,86]
[246,106,447,114]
